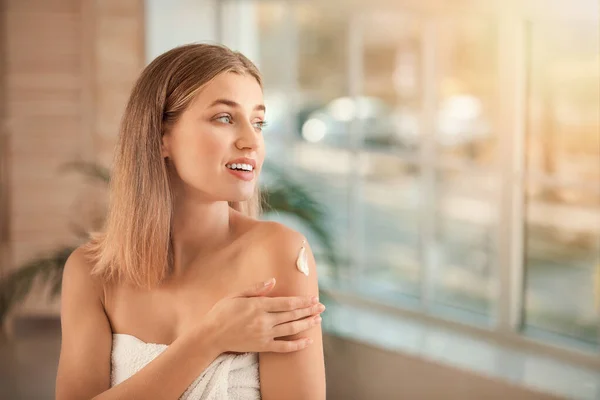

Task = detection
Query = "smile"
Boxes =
[226,163,254,172]
[225,164,255,182]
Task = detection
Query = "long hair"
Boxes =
[86,44,263,289]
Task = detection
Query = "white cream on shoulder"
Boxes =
[296,239,309,276]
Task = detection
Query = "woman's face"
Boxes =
[162,72,266,202]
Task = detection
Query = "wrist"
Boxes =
[188,319,223,358]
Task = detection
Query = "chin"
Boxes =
[226,189,256,203]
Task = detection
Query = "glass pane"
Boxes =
[523,20,600,345]
[294,3,350,148]
[357,151,421,301]
[524,190,600,345]
[255,2,297,144]
[434,168,497,318]
[361,13,422,153]
[436,18,498,168]
[525,21,600,195]
[256,2,349,146]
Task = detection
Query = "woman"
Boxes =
[55,44,326,400]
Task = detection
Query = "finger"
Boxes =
[234,278,276,298]
[267,337,313,353]
[272,303,325,325]
[272,315,322,337]
[261,296,319,312]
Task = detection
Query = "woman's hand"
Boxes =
[201,278,325,354]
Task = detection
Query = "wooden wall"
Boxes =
[1,0,144,319]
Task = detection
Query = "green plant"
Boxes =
[0,161,339,325]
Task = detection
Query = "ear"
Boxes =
[161,133,171,158]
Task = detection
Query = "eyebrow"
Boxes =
[208,98,266,113]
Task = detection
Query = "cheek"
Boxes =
[259,138,267,164]
[171,130,227,174]
[190,135,224,158]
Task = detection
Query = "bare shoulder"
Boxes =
[62,245,104,301]
[250,220,319,297]
[253,220,308,255]
[64,245,93,273]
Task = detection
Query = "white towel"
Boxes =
[111,333,261,399]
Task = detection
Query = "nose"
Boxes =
[235,121,261,150]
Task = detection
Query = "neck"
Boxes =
[170,195,234,274]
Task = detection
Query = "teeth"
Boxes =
[227,163,254,172]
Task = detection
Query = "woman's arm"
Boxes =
[55,247,221,400]
[259,225,327,400]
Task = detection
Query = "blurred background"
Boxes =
[0,0,599,399]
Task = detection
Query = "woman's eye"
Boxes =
[216,115,232,124]
[253,120,268,131]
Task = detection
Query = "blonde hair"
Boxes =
[86,44,263,288]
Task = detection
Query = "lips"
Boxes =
[226,166,255,181]
[225,157,257,182]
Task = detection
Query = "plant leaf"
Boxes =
[59,161,111,184]
[0,247,76,324]
[260,163,340,272]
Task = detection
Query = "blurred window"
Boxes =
[218,0,600,351]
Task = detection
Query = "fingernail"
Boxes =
[311,296,319,304]
[318,304,326,312]
[306,338,313,345]
[315,316,322,323]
